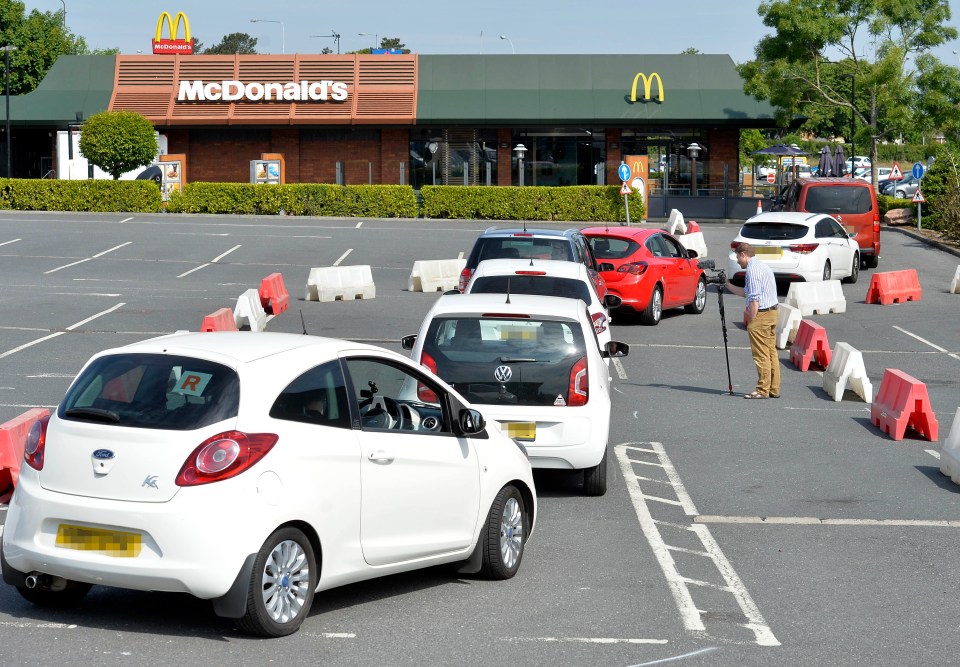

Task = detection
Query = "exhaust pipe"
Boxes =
[24,572,61,590]
[25,572,42,589]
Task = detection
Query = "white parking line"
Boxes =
[0,303,125,359]
[118,217,133,223]
[0,620,78,629]
[177,244,242,278]
[893,325,960,361]
[926,449,941,460]
[301,632,357,639]
[694,515,960,527]
[501,636,667,644]
[631,647,719,666]
[355,221,363,228]
[44,242,133,274]
[0,238,21,247]
[612,357,627,380]
[333,249,353,266]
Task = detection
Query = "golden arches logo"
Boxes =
[629,72,664,103]
[152,12,193,55]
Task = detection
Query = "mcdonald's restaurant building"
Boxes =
[6,52,777,217]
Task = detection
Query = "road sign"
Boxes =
[912,162,925,179]
[890,162,903,181]
[618,163,631,182]
[620,182,632,195]
[766,172,775,184]
[912,189,925,203]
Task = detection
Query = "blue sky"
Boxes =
[29,0,960,65]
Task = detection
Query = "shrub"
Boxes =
[0,178,162,212]
[419,185,645,222]
[918,146,960,241]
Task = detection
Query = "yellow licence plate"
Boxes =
[754,246,782,258]
[56,524,141,558]
[504,422,536,441]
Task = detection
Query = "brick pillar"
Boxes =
[707,128,738,194]
[606,129,622,186]
[271,129,300,183]
[381,129,408,185]
[497,128,513,186]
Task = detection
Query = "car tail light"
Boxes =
[567,356,588,406]
[23,414,50,471]
[873,212,880,234]
[730,241,741,250]
[617,261,648,275]
[788,243,819,254]
[458,267,473,292]
[418,352,439,403]
[176,431,278,487]
[591,312,607,335]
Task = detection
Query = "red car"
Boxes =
[581,227,707,325]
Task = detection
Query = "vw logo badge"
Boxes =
[92,449,115,460]
[495,365,513,382]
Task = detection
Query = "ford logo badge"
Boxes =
[92,449,115,460]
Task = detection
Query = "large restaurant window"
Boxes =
[409,129,498,188]
[510,130,605,187]
[620,130,708,195]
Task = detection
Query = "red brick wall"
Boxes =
[707,127,738,193]
[381,129,408,185]
[497,128,513,186]
[271,130,300,183]
[298,135,383,185]
[606,129,622,185]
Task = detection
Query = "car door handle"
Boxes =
[368,451,394,464]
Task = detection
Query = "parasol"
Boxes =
[834,145,847,176]
[817,145,834,177]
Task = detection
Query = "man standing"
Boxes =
[724,243,780,399]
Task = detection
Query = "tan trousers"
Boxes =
[747,308,780,396]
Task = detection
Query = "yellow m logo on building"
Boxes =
[153,12,193,54]
[629,72,664,103]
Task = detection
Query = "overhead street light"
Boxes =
[499,35,515,54]
[310,30,341,54]
[250,18,285,54]
[358,32,378,51]
[3,45,16,179]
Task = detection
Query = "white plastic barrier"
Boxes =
[665,209,686,236]
[939,408,960,485]
[407,259,467,293]
[306,265,376,302]
[775,303,802,350]
[234,289,268,332]
[785,280,846,316]
[950,265,960,294]
[822,342,873,402]
[676,231,707,259]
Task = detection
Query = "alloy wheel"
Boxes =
[499,497,524,570]
[261,539,311,624]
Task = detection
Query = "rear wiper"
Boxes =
[499,357,537,363]
[65,407,120,423]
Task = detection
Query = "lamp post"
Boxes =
[59,1,66,28]
[686,142,701,196]
[358,32,378,51]
[3,45,16,179]
[499,35,515,54]
[954,50,959,67]
[514,143,527,186]
[250,19,285,54]
[309,30,340,54]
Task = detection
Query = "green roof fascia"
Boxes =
[8,55,117,126]
[416,54,777,127]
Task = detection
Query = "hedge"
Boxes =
[878,194,913,218]
[419,185,645,222]
[165,182,419,218]
[0,178,162,212]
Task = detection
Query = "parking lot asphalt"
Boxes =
[0,210,958,665]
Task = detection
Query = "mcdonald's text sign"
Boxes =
[629,72,664,103]
[153,12,192,55]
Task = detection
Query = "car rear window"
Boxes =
[474,238,572,263]
[469,275,592,304]
[422,316,586,407]
[740,223,809,241]
[589,237,640,260]
[803,186,872,214]
[59,353,240,430]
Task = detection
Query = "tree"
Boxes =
[78,111,158,180]
[739,128,773,173]
[680,47,701,55]
[739,0,957,186]
[203,32,258,55]
[348,36,410,54]
[0,0,89,95]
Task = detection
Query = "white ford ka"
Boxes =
[2,332,536,637]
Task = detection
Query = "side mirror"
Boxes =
[686,248,699,259]
[458,408,486,435]
[597,262,615,272]
[601,340,629,358]
[400,334,417,350]
[603,294,622,309]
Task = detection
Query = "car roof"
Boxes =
[426,292,587,320]
[799,178,872,186]
[472,258,589,279]
[582,226,661,241]
[478,226,579,238]
[744,212,824,224]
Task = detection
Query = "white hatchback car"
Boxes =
[727,212,860,285]
[403,293,628,496]
[464,258,622,354]
[2,332,536,637]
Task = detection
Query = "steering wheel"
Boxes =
[360,396,406,430]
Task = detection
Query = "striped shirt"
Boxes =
[744,258,778,310]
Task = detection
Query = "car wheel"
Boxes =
[895,189,906,199]
[480,485,527,580]
[843,252,860,284]
[822,260,831,282]
[16,581,92,607]
[639,285,663,325]
[684,277,707,314]
[237,527,317,637]
[583,447,608,496]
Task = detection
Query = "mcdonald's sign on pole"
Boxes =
[153,12,192,55]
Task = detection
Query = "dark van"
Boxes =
[777,178,880,268]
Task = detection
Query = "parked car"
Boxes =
[458,227,609,296]
[464,258,621,353]
[774,177,880,269]
[403,293,628,496]
[854,166,893,183]
[878,174,921,199]
[845,156,871,172]
[727,212,860,285]
[582,227,707,325]
[2,332,536,637]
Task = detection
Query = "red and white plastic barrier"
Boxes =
[822,342,873,403]
[259,272,290,316]
[775,303,802,350]
[785,280,846,316]
[938,408,960,485]
[870,368,939,441]
[407,259,467,293]
[306,265,376,302]
[789,319,832,371]
[234,289,268,331]
[865,269,922,305]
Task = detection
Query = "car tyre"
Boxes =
[237,527,317,637]
[895,189,906,199]
[480,485,527,580]
[16,581,92,607]
[822,260,831,282]
[582,447,608,496]
[684,277,707,314]
[843,252,860,284]
[640,285,663,325]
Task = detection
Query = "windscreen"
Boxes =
[59,353,240,430]
[740,223,808,241]
[422,316,585,406]
[469,275,592,304]
[804,186,872,214]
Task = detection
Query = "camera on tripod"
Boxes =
[698,259,726,286]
